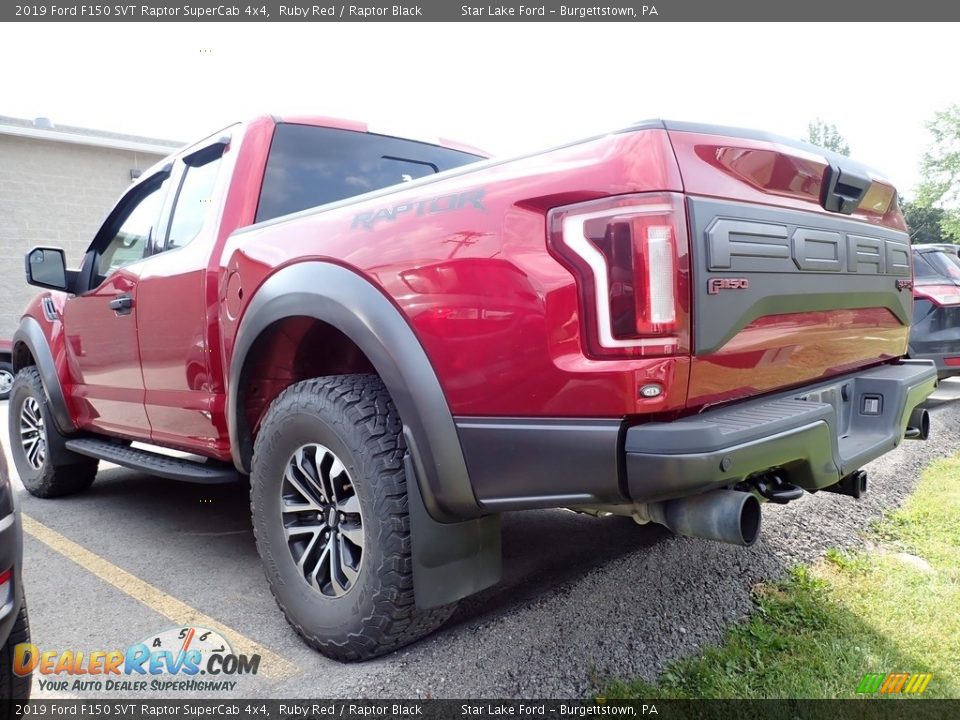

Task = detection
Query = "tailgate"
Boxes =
[664,121,913,408]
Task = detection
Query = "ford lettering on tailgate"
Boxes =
[706,218,910,276]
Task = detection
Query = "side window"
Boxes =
[166,157,222,250]
[255,124,484,223]
[96,180,168,279]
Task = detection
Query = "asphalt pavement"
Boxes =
[4,379,960,699]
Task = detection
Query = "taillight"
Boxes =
[914,284,960,306]
[548,193,689,358]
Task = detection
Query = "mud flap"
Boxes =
[405,453,502,609]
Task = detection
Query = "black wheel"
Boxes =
[9,367,97,498]
[251,374,455,661]
[0,591,31,707]
[0,363,12,402]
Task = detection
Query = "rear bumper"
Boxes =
[910,351,960,380]
[456,360,936,512]
[909,346,960,379]
[625,360,937,502]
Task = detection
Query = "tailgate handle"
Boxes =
[820,163,870,215]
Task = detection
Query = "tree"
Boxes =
[900,198,948,245]
[805,118,851,156]
[917,104,960,243]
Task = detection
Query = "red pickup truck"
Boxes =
[8,116,936,660]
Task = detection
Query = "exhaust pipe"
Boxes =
[823,470,868,499]
[905,407,930,440]
[646,490,761,547]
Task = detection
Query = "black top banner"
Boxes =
[4,0,960,21]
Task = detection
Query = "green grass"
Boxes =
[604,456,960,699]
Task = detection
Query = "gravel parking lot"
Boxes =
[5,382,960,699]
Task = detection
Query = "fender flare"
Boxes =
[228,261,483,524]
[12,316,77,435]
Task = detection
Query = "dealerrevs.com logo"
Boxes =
[15,626,261,693]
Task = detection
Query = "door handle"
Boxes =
[108,294,133,314]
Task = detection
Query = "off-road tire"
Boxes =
[251,374,455,661]
[9,367,97,498]
[0,592,32,707]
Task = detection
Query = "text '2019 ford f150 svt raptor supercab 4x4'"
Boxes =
[8,116,935,660]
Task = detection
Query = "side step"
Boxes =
[65,438,240,485]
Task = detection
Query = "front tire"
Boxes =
[251,374,455,661]
[9,367,97,498]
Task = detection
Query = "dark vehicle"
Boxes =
[0,448,29,705]
[8,116,936,660]
[910,244,960,378]
[0,342,12,402]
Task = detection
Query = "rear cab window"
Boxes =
[255,124,484,223]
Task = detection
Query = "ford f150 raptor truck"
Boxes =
[8,116,936,660]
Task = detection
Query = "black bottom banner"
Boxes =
[5,699,959,720]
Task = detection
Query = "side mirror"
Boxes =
[25,247,68,291]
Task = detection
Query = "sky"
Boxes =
[1,22,956,198]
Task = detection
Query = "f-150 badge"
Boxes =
[708,278,750,294]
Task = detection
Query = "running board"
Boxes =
[65,438,240,485]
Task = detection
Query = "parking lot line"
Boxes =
[21,514,299,681]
